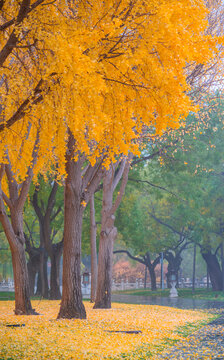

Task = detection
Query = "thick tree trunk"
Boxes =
[50,242,63,300]
[26,245,41,296]
[0,197,36,314]
[32,181,62,300]
[11,243,35,314]
[144,265,147,289]
[165,252,182,288]
[27,261,37,296]
[145,252,160,291]
[57,155,86,319]
[148,265,157,291]
[39,248,49,298]
[35,252,48,298]
[90,194,98,303]
[202,251,222,291]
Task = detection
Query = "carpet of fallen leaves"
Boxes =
[0,301,212,359]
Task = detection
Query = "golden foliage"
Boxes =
[0,1,222,177]
[0,301,211,359]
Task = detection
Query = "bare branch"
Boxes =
[113,249,145,265]
[148,211,182,236]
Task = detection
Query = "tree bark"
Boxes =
[146,252,161,291]
[50,242,63,300]
[201,250,222,291]
[94,225,117,309]
[221,243,224,292]
[192,243,196,292]
[57,145,86,319]
[27,251,40,296]
[11,243,35,314]
[94,156,132,309]
[0,197,35,314]
[32,181,62,299]
[144,265,147,289]
[148,265,157,291]
[165,251,182,288]
[94,168,117,309]
[90,194,98,303]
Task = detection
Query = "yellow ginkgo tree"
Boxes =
[0,0,222,317]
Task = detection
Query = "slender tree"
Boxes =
[90,194,98,303]
[94,156,132,309]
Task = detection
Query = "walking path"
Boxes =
[156,313,224,359]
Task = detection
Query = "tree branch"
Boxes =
[45,181,58,219]
[50,206,61,222]
[148,211,182,236]
[112,158,126,192]
[110,153,133,216]
[0,79,44,132]
[32,188,44,223]
[113,249,145,265]
[129,177,185,201]
[17,127,40,209]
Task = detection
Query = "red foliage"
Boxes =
[113,259,168,282]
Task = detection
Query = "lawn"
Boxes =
[0,300,215,359]
[113,288,224,301]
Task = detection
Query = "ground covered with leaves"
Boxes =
[157,312,224,359]
[0,301,215,359]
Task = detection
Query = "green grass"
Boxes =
[0,291,15,300]
[2,288,224,302]
[0,292,51,301]
[113,288,224,301]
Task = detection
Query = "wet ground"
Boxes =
[112,294,224,310]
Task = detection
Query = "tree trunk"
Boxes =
[0,196,36,315]
[11,243,35,314]
[144,265,147,289]
[160,252,164,290]
[39,248,49,298]
[94,225,117,308]
[148,265,157,291]
[94,168,117,309]
[90,194,98,303]
[94,156,131,309]
[57,154,86,319]
[202,251,222,291]
[192,243,196,292]
[165,251,182,288]
[26,244,41,297]
[27,261,37,296]
[32,180,62,300]
[207,265,210,290]
[221,243,224,291]
[50,242,63,300]
[31,251,48,298]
